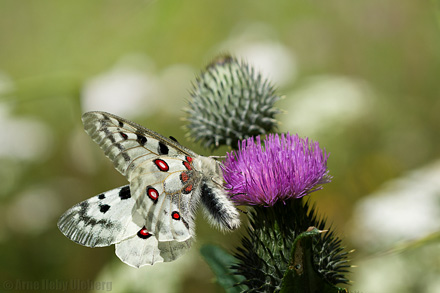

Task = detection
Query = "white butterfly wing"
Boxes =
[82,111,197,179]
[59,111,240,267]
[130,156,199,241]
[81,112,199,241]
[57,183,193,267]
[57,185,142,247]
[115,233,192,268]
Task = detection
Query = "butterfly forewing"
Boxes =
[82,111,196,178]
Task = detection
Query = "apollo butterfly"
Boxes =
[57,111,240,268]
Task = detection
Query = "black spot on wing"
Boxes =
[99,204,110,214]
[120,132,128,140]
[119,186,131,200]
[182,218,189,230]
[100,116,115,142]
[105,130,116,143]
[158,141,169,155]
[76,202,111,230]
[118,120,124,127]
[98,193,105,200]
[169,136,179,143]
[66,200,117,247]
[137,134,147,146]
[78,201,89,215]
[122,153,130,162]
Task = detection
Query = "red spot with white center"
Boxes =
[154,159,169,172]
[147,186,159,202]
[171,211,181,220]
[137,227,152,239]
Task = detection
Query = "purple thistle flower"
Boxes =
[222,133,331,206]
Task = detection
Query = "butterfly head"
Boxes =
[193,155,224,184]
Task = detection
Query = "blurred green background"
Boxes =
[1,1,440,292]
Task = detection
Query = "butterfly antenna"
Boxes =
[229,192,246,198]
[211,177,225,188]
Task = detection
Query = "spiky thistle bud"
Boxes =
[185,55,281,149]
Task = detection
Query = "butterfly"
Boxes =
[58,111,240,268]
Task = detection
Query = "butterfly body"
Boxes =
[58,111,240,268]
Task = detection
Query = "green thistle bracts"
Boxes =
[232,200,350,292]
[185,55,281,149]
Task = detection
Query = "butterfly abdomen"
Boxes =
[200,180,240,230]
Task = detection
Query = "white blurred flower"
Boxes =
[282,76,373,135]
[218,23,297,87]
[81,54,194,119]
[0,71,53,199]
[157,64,195,117]
[352,248,440,293]
[234,42,297,87]
[81,54,160,117]
[95,248,204,293]
[351,160,440,249]
[6,186,60,235]
[0,104,52,161]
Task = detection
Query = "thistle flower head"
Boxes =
[185,55,281,149]
[223,133,331,206]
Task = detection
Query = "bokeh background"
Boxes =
[1,1,440,292]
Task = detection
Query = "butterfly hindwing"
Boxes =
[57,185,143,247]
[115,228,192,268]
[130,155,199,241]
[57,183,194,268]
